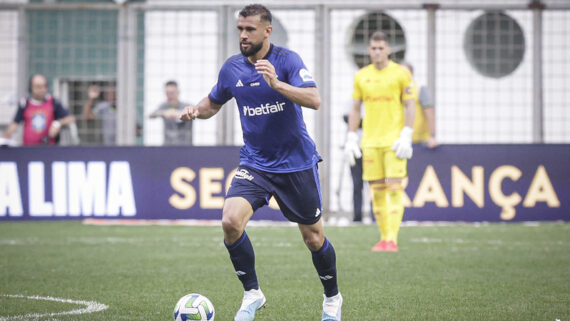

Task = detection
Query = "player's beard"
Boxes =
[240,41,263,57]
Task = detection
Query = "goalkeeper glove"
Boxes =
[343,131,362,167]
[391,126,414,159]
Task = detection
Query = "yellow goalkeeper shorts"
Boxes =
[362,146,407,181]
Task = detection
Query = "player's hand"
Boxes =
[179,105,199,121]
[255,59,279,88]
[391,126,413,159]
[343,131,362,167]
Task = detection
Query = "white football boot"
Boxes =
[321,292,342,321]
[234,288,266,321]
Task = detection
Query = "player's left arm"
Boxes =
[401,70,416,129]
[403,98,415,129]
[254,59,321,110]
[391,76,416,159]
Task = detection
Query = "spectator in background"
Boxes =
[399,61,438,148]
[1,74,75,146]
[149,80,193,145]
[82,84,117,145]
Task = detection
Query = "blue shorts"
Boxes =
[226,165,323,225]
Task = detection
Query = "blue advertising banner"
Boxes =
[405,144,570,222]
[0,146,283,221]
[0,145,568,222]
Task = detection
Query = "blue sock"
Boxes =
[311,238,339,297]
[225,231,258,291]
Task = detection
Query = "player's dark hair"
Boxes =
[400,61,414,75]
[370,31,389,44]
[165,80,178,87]
[239,4,272,24]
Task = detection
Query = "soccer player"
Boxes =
[179,4,342,321]
[344,31,416,252]
[399,61,438,148]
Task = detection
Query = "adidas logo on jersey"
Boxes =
[315,208,321,217]
[242,101,285,117]
[236,79,244,87]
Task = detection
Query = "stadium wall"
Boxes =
[1,145,568,222]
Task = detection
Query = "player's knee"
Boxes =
[221,213,243,239]
[386,182,403,191]
[370,183,386,191]
[303,233,324,252]
[221,215,239,231]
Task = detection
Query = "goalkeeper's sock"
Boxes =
[385,184,405,244]
[371,184,388,241]
[225,231,258,291]
[311,238,338,297]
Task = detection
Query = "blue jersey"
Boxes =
[208,44,322,173]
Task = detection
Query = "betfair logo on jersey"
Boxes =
[242,101,285,116]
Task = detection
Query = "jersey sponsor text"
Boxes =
[242,101,285,117]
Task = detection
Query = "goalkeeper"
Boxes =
[344,31,415,252]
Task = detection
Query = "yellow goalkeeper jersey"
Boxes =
[352,61,414,148]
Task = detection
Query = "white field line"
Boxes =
[0,294,108,321]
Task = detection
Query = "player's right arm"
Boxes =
[347,99,362,133]
[179,96,222,121]
[344,72,364,166]
[343,99,363,166]
[181,60,231,122]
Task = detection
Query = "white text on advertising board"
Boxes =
[0,161,136,217]
[403,165,560,220]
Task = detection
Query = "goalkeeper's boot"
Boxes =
[371,240,388,252]
[234,288,266,321]
[322,292,342,321]
[384,241,399,252]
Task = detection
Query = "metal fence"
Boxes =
[0,1,569,213]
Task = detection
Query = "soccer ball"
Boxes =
[174,293,215,321]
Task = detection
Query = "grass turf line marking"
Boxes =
[0,294,108,321]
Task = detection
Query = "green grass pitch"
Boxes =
[0,221,568,320]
